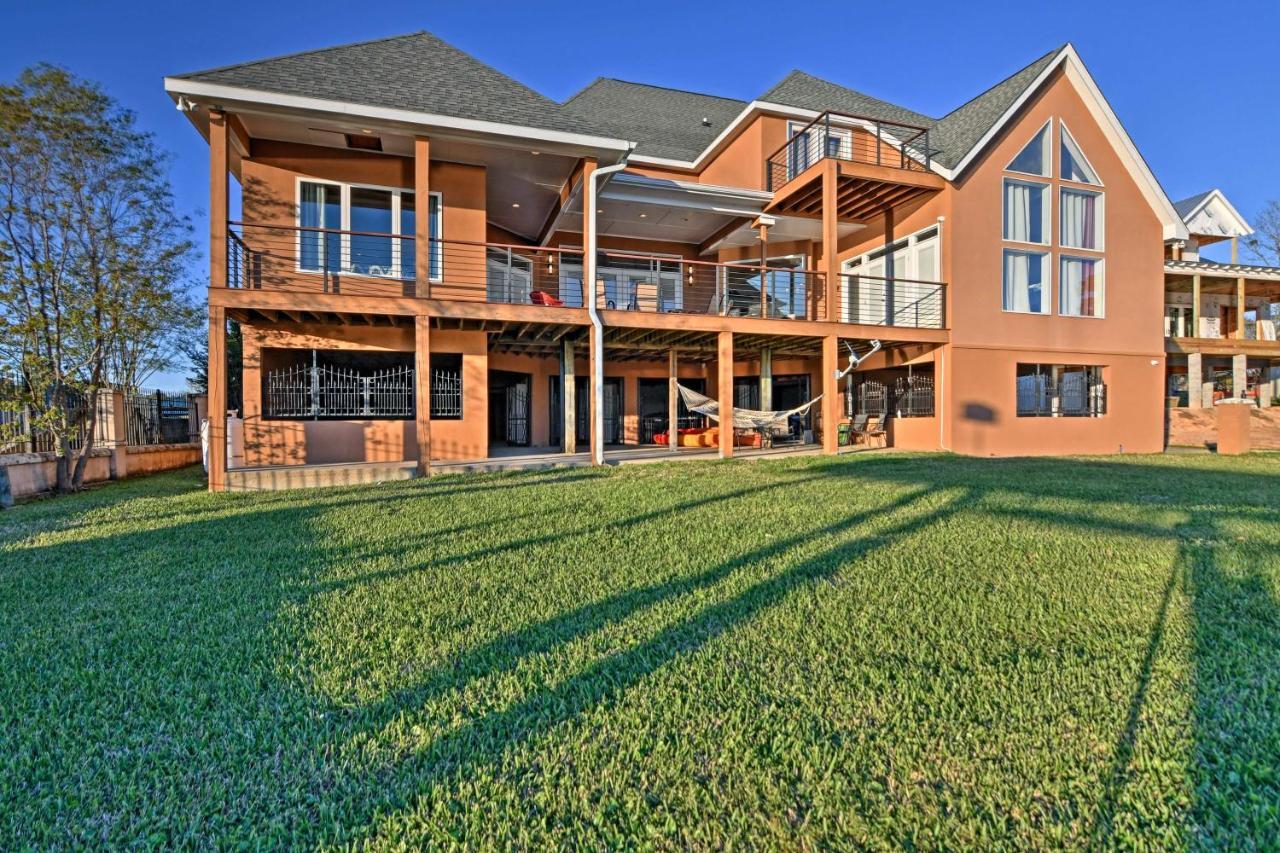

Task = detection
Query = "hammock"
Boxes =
[678,384,821,430]
[675,339,882,432]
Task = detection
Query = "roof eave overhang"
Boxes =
[163,77,635,162]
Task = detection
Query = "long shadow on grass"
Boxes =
[851,454,1280,845]
[321,486,968,846]
[337,486,932,741]
[302,470,830,598]
[0,461,834,845]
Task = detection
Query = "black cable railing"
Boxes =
[765,111,932,190]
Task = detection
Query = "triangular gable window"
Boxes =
[1060,123,1100,184]
[1006,121,1050,177]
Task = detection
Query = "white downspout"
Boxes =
[585,158,630,465]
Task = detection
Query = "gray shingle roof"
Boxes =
[176,31,593,137]
[175,30,1070,174]
[927,47,1064,170]
[760,70,933,128]
[561,79,746,161]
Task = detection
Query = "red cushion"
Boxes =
[529,290,564,307]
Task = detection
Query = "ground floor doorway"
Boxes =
[489,370,532,447]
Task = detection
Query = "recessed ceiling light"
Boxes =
[361,128,372,134]
[512,202,520,208]
[597,209,603,213]
[530,150,541,156]
[639,213,647,218]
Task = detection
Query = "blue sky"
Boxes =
[2,0,1277,386]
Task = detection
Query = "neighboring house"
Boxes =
[1162,189,1280,408]
[165,31,1267,492]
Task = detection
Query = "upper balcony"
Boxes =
[764,112,945,222]
[225,221,946,332]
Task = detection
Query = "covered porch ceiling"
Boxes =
[549,171,861,253]
[217,110,586,241]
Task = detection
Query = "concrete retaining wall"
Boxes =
[0,443,201,501]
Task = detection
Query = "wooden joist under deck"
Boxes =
[766,160,944,222]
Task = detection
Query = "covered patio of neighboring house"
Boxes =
[1163,259,1280,409]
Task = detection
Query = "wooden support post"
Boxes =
[581,158,597,255]
[207,110,229,493]
[718,331,734,459]
[822,334,839,454]
[822,162,839,322]
[209,110,228,292]
[414,316,432,475]
[1236,276,1246,340]
[589,319,602,462]
[414,137,431,298]
[1191,275,1201,337]
[562,337,576,453]
[668,348,679,453]
[207,305,227,492]
[759,222,769,317]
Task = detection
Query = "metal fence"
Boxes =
[123,390,199,446]
[0,383,110,454]
[264,357,462,420]
[850,372,935,419]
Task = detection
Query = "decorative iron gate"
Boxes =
[266,353,416,419]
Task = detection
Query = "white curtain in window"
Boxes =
[1061,257,1098,316]
[1004,181,1032,242]
[1004,251,1032,312]
[1061,190,1097,249]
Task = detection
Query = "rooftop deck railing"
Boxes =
[765,111,932,191]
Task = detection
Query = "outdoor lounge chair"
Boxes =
[529,290,563,307]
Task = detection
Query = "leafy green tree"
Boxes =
[0,65,196,491]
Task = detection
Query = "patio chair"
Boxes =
[851,414,878,447]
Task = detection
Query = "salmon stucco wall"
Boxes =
[940,66,1166,455]
[239,322,489,466]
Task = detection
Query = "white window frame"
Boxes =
[1058,120,1104,187]
[1001,248,1051,316]
[1059,186,1105,252]
[1002,177,1051,246]
[560,246,685,312]
[1004,118,1052,178]
[295,177,442,282]
[786,120,853,180]
[1058,255,1105,319]
[842,224,941,280]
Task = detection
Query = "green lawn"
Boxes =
[2,453,1278,847]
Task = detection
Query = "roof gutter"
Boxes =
[584,157,632,465]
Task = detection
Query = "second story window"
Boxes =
[298,180,441,281]
[1001,120,1105,317]
[1003,179,1049,245]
